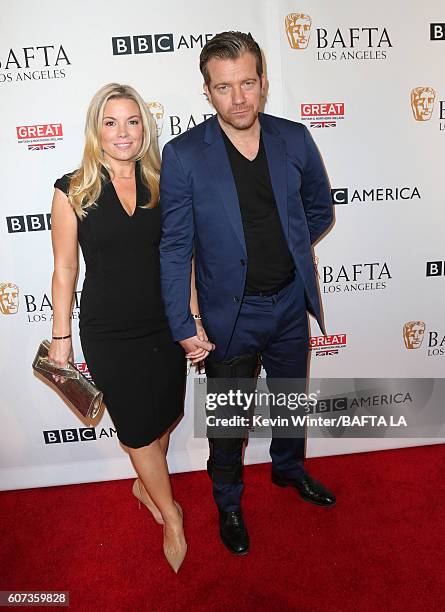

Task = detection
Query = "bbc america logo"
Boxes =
[44,428,96,444]
[113,34,174,54]
[43,427,117,444]
[6,214,51,233]
[112,32,215,55]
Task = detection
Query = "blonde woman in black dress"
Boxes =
[49,83,213,573]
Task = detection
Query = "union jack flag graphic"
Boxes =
[28,143,56,150]
[310,121,337,128]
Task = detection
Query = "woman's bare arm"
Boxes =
[190,256,200,319]
[188,256,214,364]
[48,188,78,367]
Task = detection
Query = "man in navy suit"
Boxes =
[160,31,335,555]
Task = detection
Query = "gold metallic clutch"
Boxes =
[32,339,103,420]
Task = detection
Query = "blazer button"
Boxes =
[240,259,246,266]
[233,296,240,303]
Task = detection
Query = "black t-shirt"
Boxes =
[222,130,295,293]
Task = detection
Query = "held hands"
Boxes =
[48,338,74,383]
[180,320,215,366]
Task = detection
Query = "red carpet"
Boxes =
[1,444,445,612]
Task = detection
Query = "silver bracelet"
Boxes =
[192,314,201,320]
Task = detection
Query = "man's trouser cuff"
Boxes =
[207,458,243,484]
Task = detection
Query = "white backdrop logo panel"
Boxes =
[1,0,443,490]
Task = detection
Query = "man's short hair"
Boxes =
[199,31,263,85]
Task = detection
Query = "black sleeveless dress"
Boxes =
[54,166,186,448]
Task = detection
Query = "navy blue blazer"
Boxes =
[159,112,333,361]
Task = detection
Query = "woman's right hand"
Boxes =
[188,321,214,371]
[48,338,73,382]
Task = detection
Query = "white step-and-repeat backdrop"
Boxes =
[1,0,444,490]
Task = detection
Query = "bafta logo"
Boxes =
[403,321,426,349]
[285,13,312,49]
[0,282,19,315]
[147,101,165,136]
[411,87,436,121]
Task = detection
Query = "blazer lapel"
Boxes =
[203,116,247,254]
[260,114,289,241]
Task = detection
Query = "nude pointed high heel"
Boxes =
[132,479,183,527]
[163,505,187,574]
[132,478,164,525]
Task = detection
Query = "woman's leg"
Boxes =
[127,438,186,571]
[128,428,178,526]
[132,429,172,515]
[159,429,170,455]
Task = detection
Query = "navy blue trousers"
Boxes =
[206,272,309,512]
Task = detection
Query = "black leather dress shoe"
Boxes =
[272,471,336,507]
[219,510,249,555]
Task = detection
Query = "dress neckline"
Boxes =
[102,162,140,218]
[110,176,137,218]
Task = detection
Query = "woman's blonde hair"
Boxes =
[68,83,160,218]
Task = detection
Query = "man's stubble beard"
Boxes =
[221,108,258,131]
